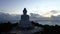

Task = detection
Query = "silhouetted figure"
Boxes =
[19,8,32,29]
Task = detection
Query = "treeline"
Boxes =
[0,21,60,34]
[31,21,60,34]
[0,21,18,34]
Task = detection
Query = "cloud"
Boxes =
[0,12,21,23]
[0,9,8,12]
[0,12,60,25]
[0,12,10,22]
[30,13,41,17]
[0,12,48,23]
[50,10,59,14]
[30,13,49,21]
[0,9,13,14]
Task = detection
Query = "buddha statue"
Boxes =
[19,8,32,28]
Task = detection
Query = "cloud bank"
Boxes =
[0,12,60,25]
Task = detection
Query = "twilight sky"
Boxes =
[0,0,60,17]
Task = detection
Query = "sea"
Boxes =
[1,20,60,26]
[9,20,60,26]
[37,21,60,26]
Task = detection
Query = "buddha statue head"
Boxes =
[23,8,27,15]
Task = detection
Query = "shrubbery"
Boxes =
[0,21,60,34]
[31,21,60,34]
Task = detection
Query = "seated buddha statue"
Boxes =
[19,8,32,28]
